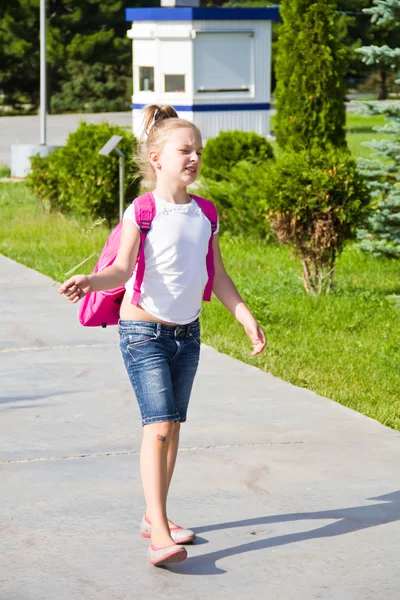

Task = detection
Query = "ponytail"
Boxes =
[134,104,201,182]
[139,104,179,145]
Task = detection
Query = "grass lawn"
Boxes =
[270,112,387,159]
[345,113,387,158]
[0,112,399,430]
[0,183,109,283]
[201,236,400,430]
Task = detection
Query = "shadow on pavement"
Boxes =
[169,490,400,575]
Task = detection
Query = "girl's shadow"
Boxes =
[168,490,400,575]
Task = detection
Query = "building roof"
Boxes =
[125,7,280,22]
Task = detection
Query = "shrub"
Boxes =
[27,121,140,225]
[275,0,347,152]
[198,160,274,239]
[201,130,274,182]
[261,148,371,294]
[0,164,11,178]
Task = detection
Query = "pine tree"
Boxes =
[337,0,400,99]
[356,0,400,257]
[0,0,139,113]
[274,0,347,152]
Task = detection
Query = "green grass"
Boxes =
[345,113,387,159]
[0,183,109,284]
[201,237,400,430]
[270,113,388,159]
[0,112,399,430]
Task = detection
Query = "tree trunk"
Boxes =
[378,68,388,101]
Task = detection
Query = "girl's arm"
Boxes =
[59,219,140,303]
[211,234,266,356]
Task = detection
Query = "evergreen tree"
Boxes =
[337,0,400,98]
[274,0,347,152]
[356,0,400,257]
[0,0,41,110]
[0,0,141,113]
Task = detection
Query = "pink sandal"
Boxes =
[147,542,187,566]
[141,514,196,544]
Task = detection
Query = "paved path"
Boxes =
[1,254,400,599]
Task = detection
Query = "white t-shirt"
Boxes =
[123,194,219,324]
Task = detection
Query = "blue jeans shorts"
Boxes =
[118,318,201,426]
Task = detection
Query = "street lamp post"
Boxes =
[40,0,46,145]
[10,0,57,177]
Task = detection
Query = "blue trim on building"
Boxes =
[125,7,280,22]
[132,103,271,112]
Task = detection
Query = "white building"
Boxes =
[125,4,279,140]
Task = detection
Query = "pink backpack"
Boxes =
[78,192,218,327]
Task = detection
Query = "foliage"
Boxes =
[198,160,274,239]
[0,0,133,112]
[357,195,400,257]
[0,165,11,178]
[337,0,400,98]
[50,61,132,114]
[0,0,41,110]
[199,130,275,238]
[260,147,371,294]
[274,0,347,152]
[355,0,400,257]
[26,121,140,225]
[201,130,274,182]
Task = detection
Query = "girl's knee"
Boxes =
[145,420,176,442]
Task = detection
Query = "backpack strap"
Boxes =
[131,192,156,306]
[190,195,218,302]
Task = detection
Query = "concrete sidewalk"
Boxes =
[1,254,399,600]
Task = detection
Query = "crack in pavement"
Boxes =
[0,343,115,353]
[0,441,307,463]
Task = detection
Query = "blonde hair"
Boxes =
[135,104,202,182]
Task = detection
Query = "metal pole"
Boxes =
[119,154,125,221]
[115,147,125,221]
[40,0,46,145]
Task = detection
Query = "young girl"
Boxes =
[59,105,266,567]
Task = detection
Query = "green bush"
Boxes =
[275,0,347,152]
[201,130,274,182]
[27,121,140,224]
[0,164,11,178]
[261,148,371,294]
[198,160,274,239]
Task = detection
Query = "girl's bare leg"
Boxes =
[140,421,176,547]
[165,422,181,528]
[167,422,180,493]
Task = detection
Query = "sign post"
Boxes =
[99,135,125,221]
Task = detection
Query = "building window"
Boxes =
[139,67,154,92]
[165,74,186,93]
[194,32,253,94]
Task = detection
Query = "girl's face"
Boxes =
[152,127,203,187]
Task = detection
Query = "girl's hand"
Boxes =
[58,275,92,304]
[244,320,267,356]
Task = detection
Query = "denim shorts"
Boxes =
[118,318,201,426]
